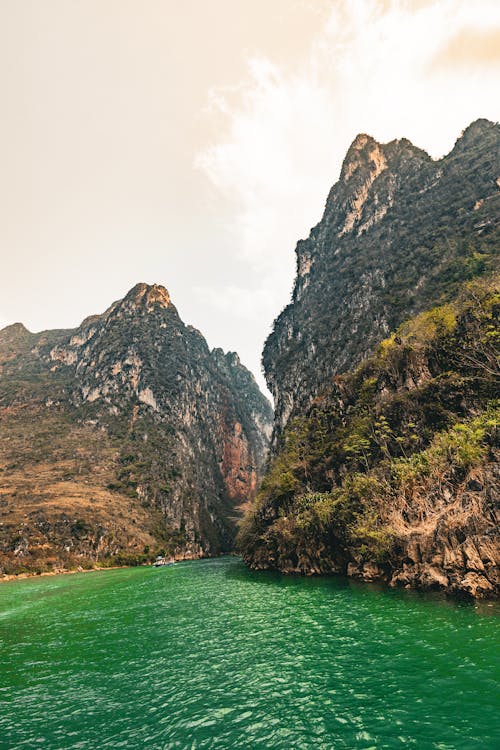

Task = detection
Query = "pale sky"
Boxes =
[1,0,499,397]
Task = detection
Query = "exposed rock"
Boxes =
[264,119,500,443]
[456,572,495,599]
[0,284,273,575]
[418,566,450,591]
[242,119,500,599]
[348,562,385,582]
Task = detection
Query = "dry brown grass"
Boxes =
[0,403,160,574]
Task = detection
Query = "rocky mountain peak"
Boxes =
[0,322,34,360]
[211,348,241,369]
[265,118,500,441]
[452,118,498,152]
[0,284,273,572]
[339,133,384,182]
[121,282,172,312]
[322,132,431,240]
[338,132,429,185]
[0,322,30,340]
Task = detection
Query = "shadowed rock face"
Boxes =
[264,118,500,443]
[242,119,500,599]
[0,283,273,574]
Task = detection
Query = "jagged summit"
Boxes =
[76,283,176,334]
[338,131,430,184]
[0,284,175,347]
[0,283,273,574]
[453,117,498,151]
[0,322,34,357]
[322,130,435,240]
[123,282,172,309]
[336,119,499,197]
[0,321,29,337]
[342,132,378,158]
[211,347,241,367]
[337,133,387,186]
[265,118,500,437]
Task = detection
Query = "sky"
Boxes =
[0,0,499,397]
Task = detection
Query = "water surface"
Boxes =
[0,557,498,749]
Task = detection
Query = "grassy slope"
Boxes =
[0,401,172,574]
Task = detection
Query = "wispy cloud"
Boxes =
[431,27,500,69]
[196,56,339,273]
[196,0,500,333]
[193,0,500,394]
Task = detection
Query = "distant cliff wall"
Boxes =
[0,283,273,574]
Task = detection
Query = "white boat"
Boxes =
[153,555,175,567]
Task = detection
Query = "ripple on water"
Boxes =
[0,558,499,749]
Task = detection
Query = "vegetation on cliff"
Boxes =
[240,275,499,598]
[0,283,273,575]
[243,120,500,598]
[264,119,500,440]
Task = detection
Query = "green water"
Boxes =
[0,558,498,749]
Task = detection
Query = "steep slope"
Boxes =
[241,119,500,599]
[265,119,500,440]
[240,276,499,599]
[0,283,273,575]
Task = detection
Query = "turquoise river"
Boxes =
[0,557,499,749]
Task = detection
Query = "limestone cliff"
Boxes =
[242,119,500,599]
[0,283,273,574]
[241,276,499,598]
[265,119,500,441]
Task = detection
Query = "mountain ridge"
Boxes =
[264,118,500,443]
[242,119,500,599]
[0,283,273,575]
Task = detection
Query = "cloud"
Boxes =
[196,56,340,274]
[431,27,500,69]
[195,0,500,390]
[197,0,500,268]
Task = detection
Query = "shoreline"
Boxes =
[0,564,138,584]
[1,560,498,606]
[0,551,236,584]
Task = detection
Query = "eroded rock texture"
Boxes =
[242,120,500,598]
[0,283,272,574]
[265,119,500,442]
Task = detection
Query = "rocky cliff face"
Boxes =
[0,283,272,574]
[241,276,499,598]
[265,119,500,441]
[242,119,500,599]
